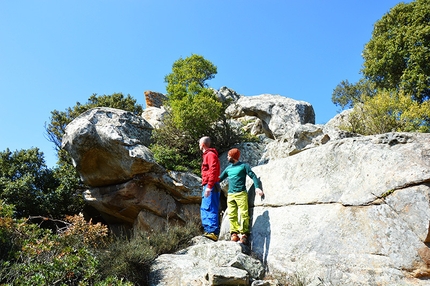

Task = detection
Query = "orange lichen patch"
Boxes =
[144,91,167,108]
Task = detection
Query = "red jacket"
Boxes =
[201,148,220,190]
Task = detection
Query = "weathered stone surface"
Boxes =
[62,93,430,285]
[148,253,208,286]
[227,253,265,280]
[83,171,202,229]
[141,91,168,129]
[62,107,203,230]
[61,107,155,187]
[213,86,242,103]
[144,90,167,108]
[209,267,249,285]
[252,133,430,206]
[149,240,264,286]
[142,106,167,129]
[248,132,430,285]
[219,142,267,175]
[260,123,358,163]
[225,94,315,139]
[325,108,353,129]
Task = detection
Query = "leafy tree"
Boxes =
[0,148,59,217]
[164,54,217,102]
[332,79,376,109]
[361,0,430,103]
[51,161,85,216]
[341,90,430,135]
[0,148,84,219]
[151,54,244,173]
[332,0,430,134]
[163,54,222,137]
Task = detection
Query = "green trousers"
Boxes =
[227,191,249,234]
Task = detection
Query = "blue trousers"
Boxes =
[200,183,220,235]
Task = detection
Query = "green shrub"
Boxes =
[1,172,201,285]
[98,218,201,285]
[151,54,248,173]
[341,90,430,135]
[0,210,112,285]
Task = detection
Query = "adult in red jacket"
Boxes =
[199,136,221,241]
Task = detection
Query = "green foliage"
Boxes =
[381,189,395,198]
[361,0,430,103]
[51,161,85,216]
[97,218,200,285]
[170,90,223,137]
[331,79,376,109]
[0,207,129,285]
[333,0,430,133]
[0,201,18,262]
[164,54,217,102]
[152,54,245,172]
[0,148,59,218]
[0,148,84,219]
[150,143,190,172]
[340,90,430,135]
[1,198,201,286]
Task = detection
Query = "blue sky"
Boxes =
[0,0,410,167]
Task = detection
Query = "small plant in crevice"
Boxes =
[381,189,395,199]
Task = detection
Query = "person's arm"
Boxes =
[246,164,264,196]
[206,152,218,190]
[219,168,227,183]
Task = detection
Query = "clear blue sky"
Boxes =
[0,0,410,168]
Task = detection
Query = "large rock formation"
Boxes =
[149,238,265,286]
[62,107,155,187]
[152,132,430,285]
[225,94,315,139]
[61,89,430,285]
[250,132,430,285]
[62,107,201,230]
[142,91,167,129]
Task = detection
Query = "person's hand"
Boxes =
[204,188,212,197]
[256,188,264,196]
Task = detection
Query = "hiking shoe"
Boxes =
[239,234,248,245]
[203,232,218,241]
[231,233,239,242]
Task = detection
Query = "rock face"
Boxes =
[62,107,202,230]
[149,238,265,286]
[249,132,430,285]
[260,123,357,163]
[225,94,315,139]
[62,90,430,285]
[62,107,155,187]
[142,91,168,129]
[212,86,242,103]
[144,90,167,108]
[83,171,202,230]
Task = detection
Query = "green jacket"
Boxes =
[219,161,260,194]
